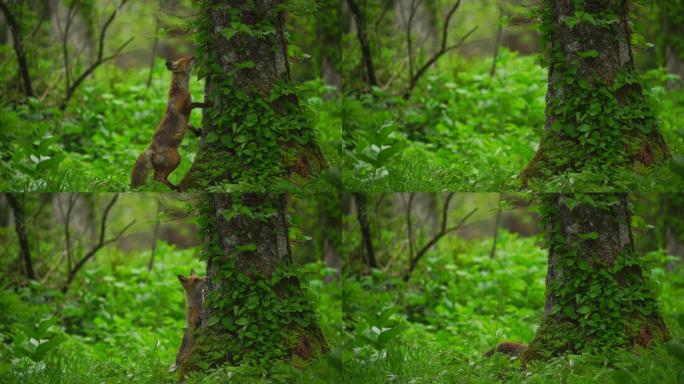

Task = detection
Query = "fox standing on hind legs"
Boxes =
[131,56,208,190]
[173,269,205,375]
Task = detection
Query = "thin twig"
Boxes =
[403,0,478,99]
[404,193,477,281]
[63,194,135,292]
[60,0,132,110]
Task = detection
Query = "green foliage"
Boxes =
[339,228,684,383]
[343,50,547,191]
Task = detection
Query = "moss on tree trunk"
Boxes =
[520,0,670,188]
[178,194,328,378]
[522,194,670,362]
[180,0,326,191]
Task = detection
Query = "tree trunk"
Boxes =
[346,0,377,87]
[661,194,684,259]
[180,1,326,190]
[353,193,378,269]
[0,0,35,98]
[520,1,670,187]
[179,193,328,377]
[5,193,36,280]
[523,194,670,361]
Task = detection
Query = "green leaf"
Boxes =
[206,132,219,144]
[34,335,65,360]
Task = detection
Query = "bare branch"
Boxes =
[403,0,477,99]
[60,0,132,110]
[404,193,477,281]
[63,194,135,292]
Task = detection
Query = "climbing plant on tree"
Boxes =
[180,0,327,191]
[177,193,328,378]
[522,193,670,361]
[520,0,670,190]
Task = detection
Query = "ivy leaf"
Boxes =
[206,132,219,144]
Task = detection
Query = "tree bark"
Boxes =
[5,193,36,280]
[520,1,670,187]
[523,194,670,361]
[180,1,326,190]
[179,193,328,377]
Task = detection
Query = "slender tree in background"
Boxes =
[520,0,670,187]
[353,193,378,269]
[181,0,326,190]
[5,193,36,280]
[346,0,377,87]
[0,0,35,98]
[178,194,328,377]
[523,194,670,360]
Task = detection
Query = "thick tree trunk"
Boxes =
[180,1,326,190]
[520,1,670,187]
[5,193,36,280]
[179,194,328,377]
[523,194,670,361]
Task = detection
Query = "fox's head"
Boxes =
[178,268,204,294]
[165,56,196,74]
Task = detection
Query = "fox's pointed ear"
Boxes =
[190,268,196,276]
[178,274,187,283]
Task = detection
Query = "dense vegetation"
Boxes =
[2,0,684,383]
[1,193,683,383]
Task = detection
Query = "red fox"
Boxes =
[173,269,205,374]
[131,56,208,190]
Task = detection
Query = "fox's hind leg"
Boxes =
[152,149,181,190]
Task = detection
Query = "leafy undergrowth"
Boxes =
[0,61,341,192]
[343,50,684,192]
[340,231,684,383]
[0,243,342,383]
[1,233,682,383]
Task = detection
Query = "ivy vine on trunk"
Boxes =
[520,0,670,189]
[181,0,326,190]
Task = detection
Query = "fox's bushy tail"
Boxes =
[131,150,152,188]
